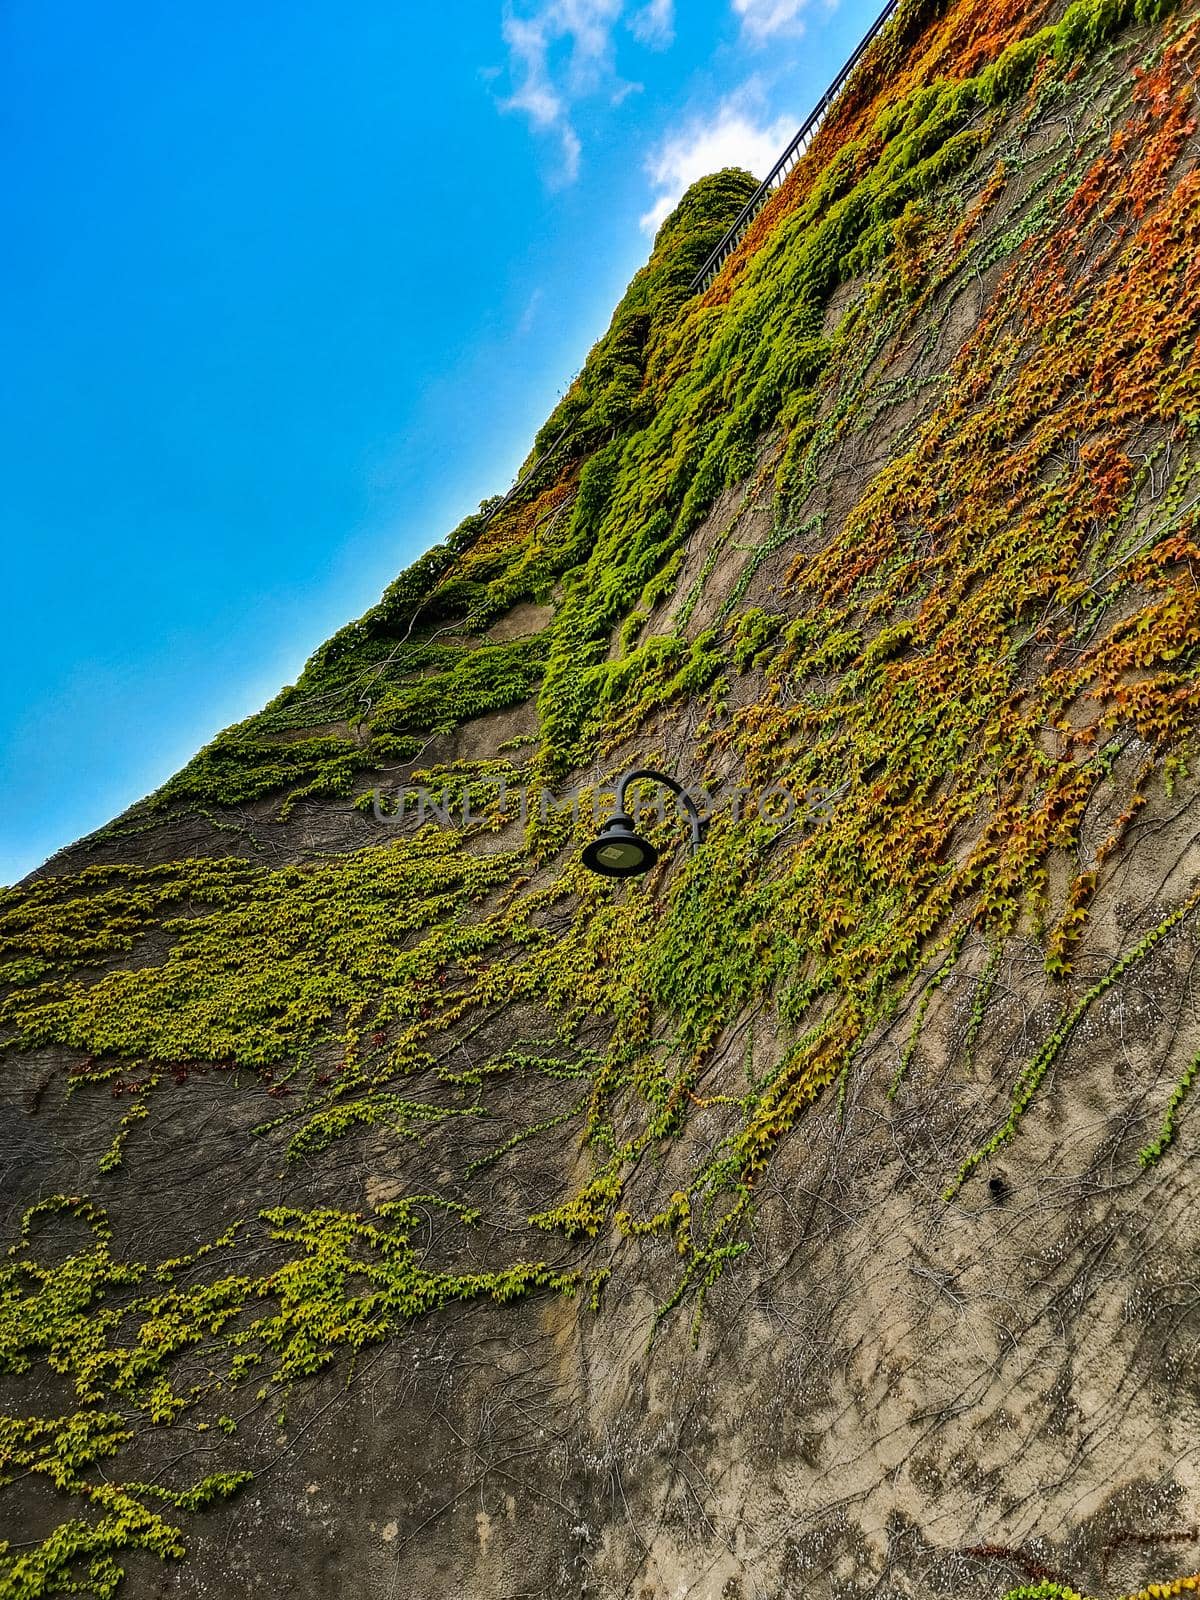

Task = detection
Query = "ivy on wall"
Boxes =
[4,0,1200,1589]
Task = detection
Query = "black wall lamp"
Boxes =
[581,768,705,879]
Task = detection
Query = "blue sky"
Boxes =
[0,0,879,884]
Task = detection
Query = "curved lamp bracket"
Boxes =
[616,768,705,856]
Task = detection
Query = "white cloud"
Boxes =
[639,93,793,233]
[499,0,623,181]
[628,0,675,47]
[732,0,810,44]
[517,287,545,335]
[497,0,676,181]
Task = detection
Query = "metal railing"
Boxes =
[690,0,903,292]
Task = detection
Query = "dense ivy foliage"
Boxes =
[4,0,1200,1589]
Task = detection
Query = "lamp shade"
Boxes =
[580,813,659,878]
